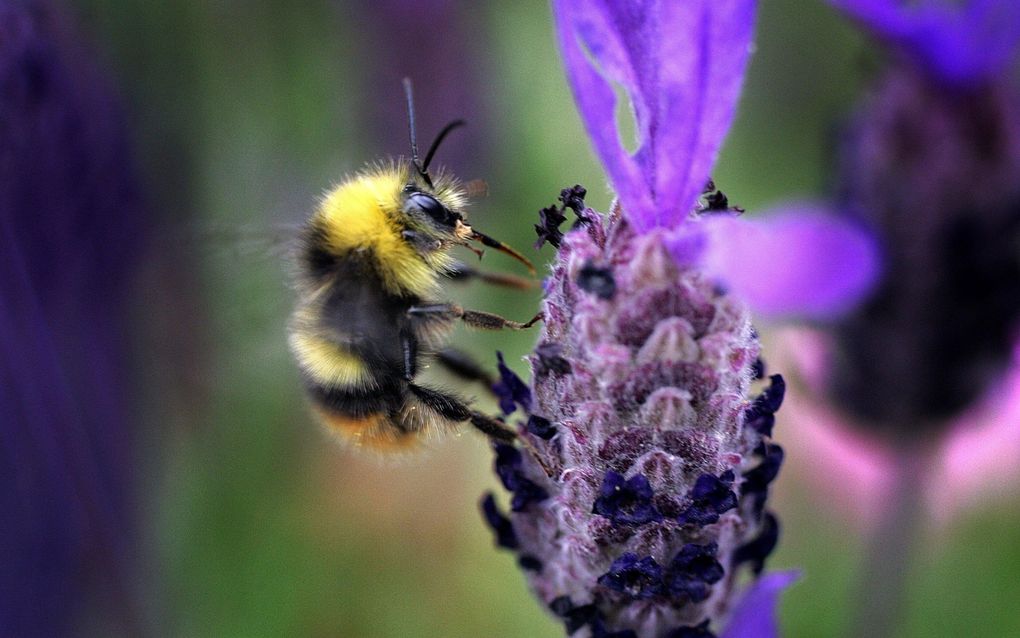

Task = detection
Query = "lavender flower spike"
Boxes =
[831,0,1020,86]
[556,0,880,320]
[478,2,820,636]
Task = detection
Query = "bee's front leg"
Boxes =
[401,230,443,255]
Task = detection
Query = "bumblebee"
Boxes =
[288,80,538,451]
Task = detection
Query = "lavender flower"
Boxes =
[480,2,877,636]
[821,0,1020,433]
[1,2,144,634]
[764,0,1020,524]
[762,1,1020,635]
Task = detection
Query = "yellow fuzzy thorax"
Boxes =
[314,163,465,298]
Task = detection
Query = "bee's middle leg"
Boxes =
[408,303,543,331]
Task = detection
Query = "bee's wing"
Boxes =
[178,222,305,261]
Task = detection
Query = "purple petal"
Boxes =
[831,0,1020,84]
[553,0,757,233]
[720,571,800,638]
[672,205,881,319]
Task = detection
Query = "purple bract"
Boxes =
[831,0,1020,86]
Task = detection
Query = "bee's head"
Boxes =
[400,183,535,274]
[401,184,469,240]
[397,79,534,273]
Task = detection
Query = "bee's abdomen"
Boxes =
[304,376,403,418]
[304,378,419,450]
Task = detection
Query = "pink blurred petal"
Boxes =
[775,327,1020,528]
[771,328,895,527]
[721,570,800,638]
[692,205,881,319]
[933,342,1020,523]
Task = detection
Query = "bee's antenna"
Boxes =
[403,78,434,189]
[422,119,466,173]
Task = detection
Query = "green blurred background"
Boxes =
[69,0,1020,635]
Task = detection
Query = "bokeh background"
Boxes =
[12,0,1020,635]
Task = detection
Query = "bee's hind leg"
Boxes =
[434,347,496,388]
[407,383,516,443]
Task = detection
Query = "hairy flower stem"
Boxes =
[848,441,932,638]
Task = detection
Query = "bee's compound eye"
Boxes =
[407,192,455,226]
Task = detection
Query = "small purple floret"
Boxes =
[741,444,785,507]
[666,543,725,603]
[526,415,558,440]
[593,470,663,526]
[534,341,573,377]
[744,374,786,437]
[493,351,532,414]
[734,512,780,576]
[549,596,598,634]
[597,553,664,600]
[481,493,518,550]
[493,443,549,512]
[677,471,739,526]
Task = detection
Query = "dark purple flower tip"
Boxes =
[741,443,784,499]
[493,351,532,414]
[591,617,639,638]
[494,442,523,491]
[831,0,1020,85]
[751,357,766,380]
[510,477,550,513]
[592,470,663,526]
[744,374,786,437]
[519,555,543,572]
[598,553,665,599]
[667,619,717,638]
[534,341,573,377]
[677,471,738,526]
[526,414,558,440]
[734,512,780,576]
[552,0,758,233]
[493,442,550,511]
[577,261,617,300]
[666,543,725,603]
[535,184,591,249]
[550,596,599,634]
[560,184,589,214]
[703,187,738,213]
[481,493,519,550]
[536,204,569,249]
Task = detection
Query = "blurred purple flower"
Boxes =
[470,1,891,636]
[773,0,1020,441]
[1,2,145,635]
[554,0,879,321]
[765,1,1020,634]
[831,0,1020,86]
